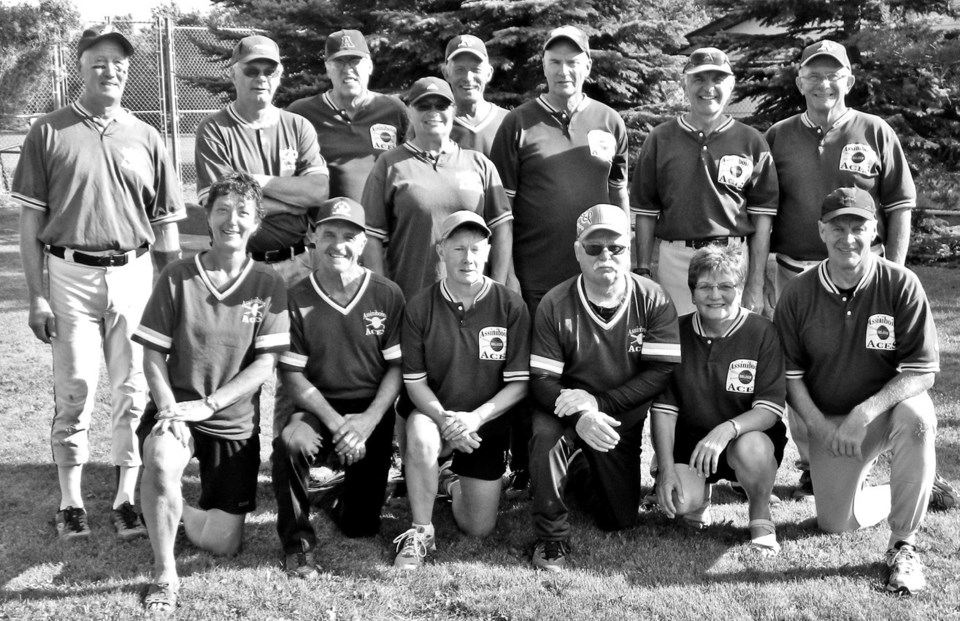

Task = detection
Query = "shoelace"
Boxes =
[393,528,429,559]
[890,546,918,570]
[542,540,569,560]
[68,508,88,532]
[118,503,140,529]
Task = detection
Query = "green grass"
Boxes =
[0,200,958,620]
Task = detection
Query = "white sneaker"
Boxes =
[885,542,926,594]
[392,527,436,570]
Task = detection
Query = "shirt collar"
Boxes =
[227,102,280,129]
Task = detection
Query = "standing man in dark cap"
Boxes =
[441,34,508,158]
[287,30,408,202]
[196,34,329,287]
[13,24,184,542]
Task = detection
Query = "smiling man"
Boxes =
[440,34,508,157]
[632,47,778,316]
[774,187,940,595]
[196,35,329,287]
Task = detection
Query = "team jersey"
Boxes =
[651,309,785,434]
[766,109,916,261]
[451,104,510,158]
[279,269,404,400]
[362,141,512,299]
[195,103,329,254]
[530,273,681,430]
[631,116,779,241]
[133,254,290,440]
[402,277,530,415]
[287,91,408,201]
[12,102,184,251]
[490,95,629,294]
[774,256,939,418]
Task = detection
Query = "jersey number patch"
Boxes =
[726,359,757,393]
[479,326,507,360]
[866,314,896,350]
[838,144,878,176]
[717,155,753,191]
[370,124,398,150]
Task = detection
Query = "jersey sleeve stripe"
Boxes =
[402,372,427,384]
[487,212,514,228]
[255,332,290,351]
[530,355,564,375]
[753,400,786,418]
[197,187,210,203]
[650,402,679,417]
[11,193,47,211]
[365,226,388,241]
[745,205,778,216]
[633,207,660,218]
[503,370,530,382]
[640,343,681,361]
[149,210,188,225]
[279,351,308,369]
[504,189,517,199]
[382,344,402,361]
[134,326,172,351]
[897,362,940,374]
[785,370,805,379]
[608,179,627,188]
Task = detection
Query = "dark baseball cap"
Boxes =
[229,35,281,66]
[314,197,365,230]
[800,40,851,69]
[326,29,370,60]
[544,25,590,55]
[445,35,488,62]
[406,77,455,106]
[821,187,876,222]
[77,24,134,58]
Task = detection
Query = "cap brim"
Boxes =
[543,35,586,53]
[409,92,455,106]
[579,224,629,239]
[801,51,849,67]
[821,207,875,222]
[447,48,486,62]
[684,64,733,75]
[231,54,280,66]
[327,49,369,60]
[78,33,134,57]
[313,215,365,229]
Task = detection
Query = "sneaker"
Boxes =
[791,470,814,499]
[929,473,957,511]
[284,550,319,580]
[55,506,91,541]
[111,501,148,542]
[437,462,458,502]
[532,539,570,572]
[886,542,926,594]
[392,527,435,570]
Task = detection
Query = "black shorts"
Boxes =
[450,416,510,482]
[137,405,260,515]
[673,419,788,485]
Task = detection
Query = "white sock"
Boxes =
[413,522,434,538]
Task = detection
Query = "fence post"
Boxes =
[161,16,183,184]
[52,37,68,110]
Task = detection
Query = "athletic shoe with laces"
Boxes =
[885,541,926,594]
[436,461,458,503]
[532,539,570,572]
[284,550,319,580]
[392,527,436,570]
[55,506,91,541]
[791,470,814,499]
[929,473,957,511]
[111,501,148,541]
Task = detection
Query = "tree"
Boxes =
[0,0,80,125]
[695,0,960,168]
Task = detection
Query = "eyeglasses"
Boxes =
[581,243,628,256]
[331,57,364,68]
[799,72,848,84]
[242,64,280,78]
[414,101,452,112]
[694,282,738,294]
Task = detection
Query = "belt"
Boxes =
[249,242,308,264]
[682,236,745,249]
[48,244,149,267]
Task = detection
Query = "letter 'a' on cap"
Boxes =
[77,23,134,58]
[820,187,877,222]
[683,47,733,75]
[406,76,456,106]
[439,210,491,241]
[445,34,489,62]
[543,25,590,55]
[314,196,366,230]
[229,35,281,66]
[576,204,630,239]
[326,29,371,60]
[799,39,851,69]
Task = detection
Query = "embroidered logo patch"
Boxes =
[726,359,757,393]
[364,311,387,336]
[280,148,298,173]
[839,144,878,176]
[242,298,266,323]
[479,326,507,360]
[717,155,753,191]
[627,327,645,353]
[370,123,398,150]
[866,314,896,350]
[587,130,616,162]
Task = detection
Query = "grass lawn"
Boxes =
[0,200,958,620]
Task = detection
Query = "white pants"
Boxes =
[47,251,153,467]
[657,240,748,316]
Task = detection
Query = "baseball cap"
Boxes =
[544,25,590,55]
[683,47,733,75]
[439,211,490,241]
[406,76,455,106]
[445,34,488,62]
[820,187,876,222]
[576,204,630,239]
[77,24,134,58]
[800,40,851,68]
[229,35,281,66]
[313,197,365,229]
[326,29,370,60]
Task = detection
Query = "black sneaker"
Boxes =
[111,501,148,542]
[284,550,319,580]
[55,506,91,542]
[929,473,957,511]
[532,539,570,572]
[791,470,814,499]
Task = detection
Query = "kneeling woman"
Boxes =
[651,245,787,553]
[394,211,530,570]
[134,173,290,611]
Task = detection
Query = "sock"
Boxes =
[413,522,434,538]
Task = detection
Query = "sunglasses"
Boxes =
[581,243,628,256]
[242,65,280,78]
[414,101,452,112]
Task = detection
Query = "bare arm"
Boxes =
[362,237,387,277]
[206,352,279,411]
[609,183,629,212]
[20,208,55,343]
[635,215,657,271]
[742,214,772,313]
[281,369,346,432]
[489,221,513,286]
[884,208,911,265]
[151,221,182,273]
[256,175,329,209]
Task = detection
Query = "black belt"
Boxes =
[249,242,308,264]
[683,236,745,249]
[48,243,149,267]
